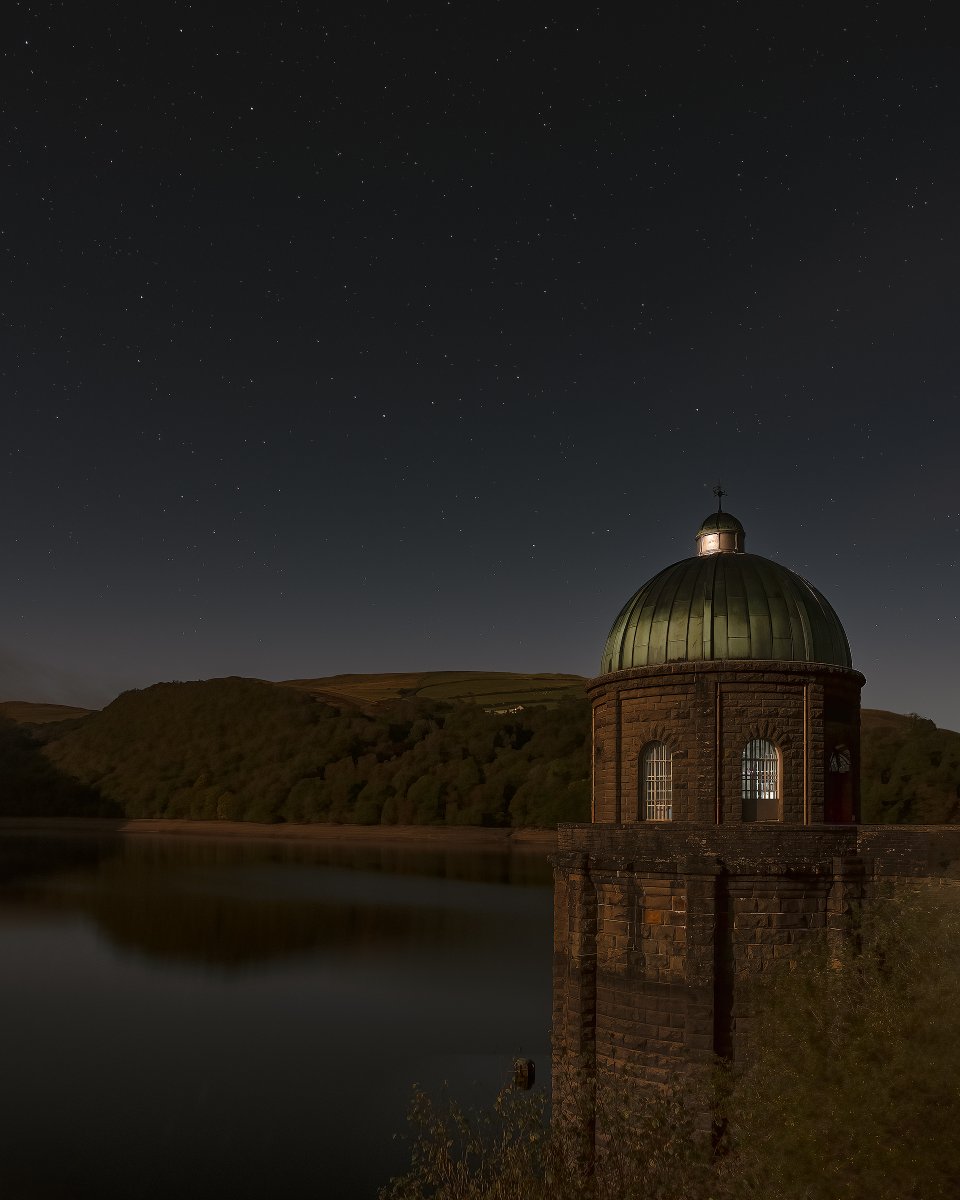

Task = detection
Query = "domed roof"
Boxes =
[695,510,745,538]
[600,510,852,672]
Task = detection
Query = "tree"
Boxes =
[723,885,960,1199]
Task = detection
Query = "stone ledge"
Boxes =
[587,660,866,696]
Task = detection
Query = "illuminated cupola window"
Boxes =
[696,484,745,556]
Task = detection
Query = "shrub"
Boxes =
[383,888,960,1199]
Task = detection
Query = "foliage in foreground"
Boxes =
[380,1078,715,1200]
[729,884,960,1199]
[383,887,960,1200]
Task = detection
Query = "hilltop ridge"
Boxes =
[275,670,586,709]
[0,700,95,724]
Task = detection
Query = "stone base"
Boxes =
[553,822,960,1132]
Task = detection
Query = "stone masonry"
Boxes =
[552,655,960,1145]
[556,507,958,1151]
[589,661,863,825]
[553,823,960,1120]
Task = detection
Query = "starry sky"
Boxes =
[2,4,959,729]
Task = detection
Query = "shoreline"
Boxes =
[0,816,558,850]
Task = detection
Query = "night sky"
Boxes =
[3,5,958,729]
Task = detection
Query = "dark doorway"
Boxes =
[825,746,854,822]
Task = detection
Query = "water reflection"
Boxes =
[0,831,554,1199]
[0,831,120,886]
[1,834,552,968]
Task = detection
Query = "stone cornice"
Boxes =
[587,659,866,699]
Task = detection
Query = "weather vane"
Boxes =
[713,481,726,512]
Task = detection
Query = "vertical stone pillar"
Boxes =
[850,704,863,822]
[552,852,598,1160]
[808,680,825,823]
[827,855,866,956]
[681,856,721,1063]
[614,695,622,823]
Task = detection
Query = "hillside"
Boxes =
[860,710,960,824]
[39,677,590,826]
[0,713,116,817]
[0,700,95,724]
[2,673,959,826]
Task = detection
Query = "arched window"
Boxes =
[742,738,780,822]
[641,741,672,821]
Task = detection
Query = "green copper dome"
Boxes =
[601,511,852,672]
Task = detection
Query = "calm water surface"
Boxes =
[0,833,554,1199]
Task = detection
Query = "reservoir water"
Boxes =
[0,831,554,1199]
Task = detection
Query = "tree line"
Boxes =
[22,677,590,825]
[1,676,958,825]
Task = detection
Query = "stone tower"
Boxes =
[552,500,870,1114]
[592,505,863,826]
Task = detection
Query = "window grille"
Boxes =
[642,741,672,820]
[829,746,851,773]
[741,739,779,814]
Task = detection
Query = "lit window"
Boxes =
[642,741,672,820]
[742,738,779,821]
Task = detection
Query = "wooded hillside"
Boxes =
[860,709,960,823]
[1,674,958,826]
[37,678,590,826]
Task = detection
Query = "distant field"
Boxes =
[276,670,587,709]
[0,700,95,725]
